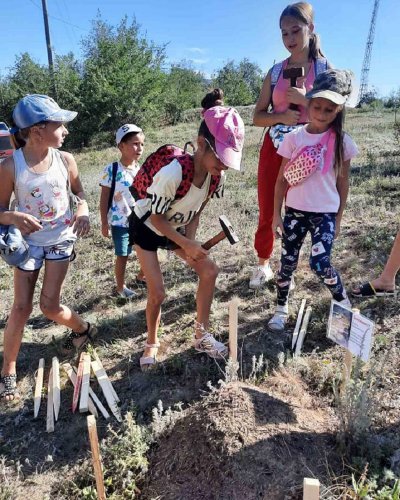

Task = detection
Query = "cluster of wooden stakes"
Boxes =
[34,349,121,500]
[34,350,122,430]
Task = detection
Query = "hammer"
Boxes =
[202,215,239,250]
[282,67,305,111]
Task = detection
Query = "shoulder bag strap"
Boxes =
[107,161,119,212]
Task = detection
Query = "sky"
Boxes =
[1,0,399,100]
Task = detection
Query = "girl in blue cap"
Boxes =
[0,94,96,401]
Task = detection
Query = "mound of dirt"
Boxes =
[142,370,340,500]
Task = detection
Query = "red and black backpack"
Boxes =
[130,143,222,202]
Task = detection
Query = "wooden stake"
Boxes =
[72,352,85,413]
[91,360,122,422]
[63,363,103,419]
[294,306,312,356]
[79,353,91,414]
[292,299,306,350]
[303,477,320,500]
[52,357,60,421]
[34,358,45,418]
[87,415,106,500]
[228,297,239,363]
[46,367,54,433]
[92,351,120,403]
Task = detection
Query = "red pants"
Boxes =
[254,133,282,260]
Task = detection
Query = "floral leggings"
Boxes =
[277,207,347,306]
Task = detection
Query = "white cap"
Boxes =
[116,124,142,144]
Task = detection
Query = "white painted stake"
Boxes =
[79,353,91,413]
[294,306,312,356]
[72,352,85,413]
[46,368,54,433]
[303,477,320,500]
[34,358,45,418]
[91,360,122,422]
[87,415,106,500]
[228,297,239,363]
[292,299,306,349]
[52,357,60,421]
[92,351,120,403]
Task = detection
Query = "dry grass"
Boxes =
[0,107,399,499]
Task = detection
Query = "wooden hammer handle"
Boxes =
[202,231,225,250]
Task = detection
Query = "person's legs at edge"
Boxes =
[354,230,400,293]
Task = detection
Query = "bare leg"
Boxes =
[1,268,39,400]
[373,231,400,289]
[353,230,400,293]
[40,260,88,345]
[115,255,129,292]
[134,246,165,358]
[174,249,218,339]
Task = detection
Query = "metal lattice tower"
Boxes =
[358,0,380,104]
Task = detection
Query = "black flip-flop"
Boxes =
[351,281,395,298]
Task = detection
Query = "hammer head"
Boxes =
[282,67,305,86]
[219,215,239,245]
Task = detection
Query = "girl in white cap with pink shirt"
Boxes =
[268,69,358,332]
[129,89,245,370]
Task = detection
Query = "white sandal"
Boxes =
[140,342,160,371]
[267,305,289,333]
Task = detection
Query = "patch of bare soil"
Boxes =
[142,370,340,500]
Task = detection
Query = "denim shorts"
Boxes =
[18,239,76,272]
[111,225,132,257]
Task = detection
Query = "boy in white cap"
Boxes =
[99,124,145,298]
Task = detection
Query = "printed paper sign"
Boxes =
[327,300,374,361]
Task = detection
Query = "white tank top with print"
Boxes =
[13,148,77,246]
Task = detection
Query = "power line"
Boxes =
[28,0,87,32]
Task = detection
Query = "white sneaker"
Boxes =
[117,286,137,299]
[194,332,228,359]
[249,265,274,289]
[267,304,289,332]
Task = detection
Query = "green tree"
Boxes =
[75,15,167,146]
[0,53,51,124]
[164,61,207,124]
[213,58,263,106]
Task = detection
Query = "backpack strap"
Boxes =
[270,60,284,93]
[107,161,119,212]
[314,57,328,77]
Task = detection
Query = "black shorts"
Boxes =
[128,212,181,252]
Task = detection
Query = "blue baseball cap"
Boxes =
[12,94,77,131]
[0,225,30,267]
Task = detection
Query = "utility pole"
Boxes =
[41,0,57,98]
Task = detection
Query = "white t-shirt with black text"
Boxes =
[134,159,224,236]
